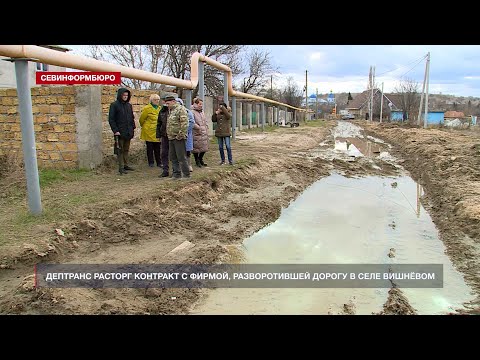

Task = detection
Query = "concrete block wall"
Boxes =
[0,85,217,169]
[0,86,78,169]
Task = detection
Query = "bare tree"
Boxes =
[87,45,244,96]
[263,87,282,101]
[165,45,196,94]
[280,76,303,107]
[466,100,472,116]
[164,45,244,99]
[88,45,167,90]
[147,45,169,78]
[239,48,279,96]
[394,78,420,123]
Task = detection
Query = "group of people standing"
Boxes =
[108,87,233,179]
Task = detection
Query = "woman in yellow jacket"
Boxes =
[139,94,162,167]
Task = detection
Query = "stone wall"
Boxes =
[0,86,78,169]
[0,85,217,169]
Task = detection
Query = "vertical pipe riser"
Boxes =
[15,60,42,215]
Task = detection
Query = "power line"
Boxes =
[375,54,428,77]
[382,55,427,86]
[371,54,428,89]
[398,55,428,79]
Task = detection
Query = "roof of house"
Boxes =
[345,89,401,110]
[383,93,402,109]
[345,90,370,109]
[444,110,465,118]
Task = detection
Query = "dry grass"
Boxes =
[0,147,258,248]
[304,119,329,128]
[0,153,27,201]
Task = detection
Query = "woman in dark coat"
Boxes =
[108,87,135,174]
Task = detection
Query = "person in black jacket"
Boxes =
[156,94,171,177]
[108,88,136,175]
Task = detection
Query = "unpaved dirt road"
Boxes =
[361,121,480,314]
[0,120,478,314]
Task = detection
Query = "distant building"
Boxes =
[307,93,318,105]
[327,90,335,104]
[0,45,71,88]
[444,110,465,119]
[390,110,404,121]
[422,111,445,124]
[302,94,328,106]
[391,110,445,124]
[345,89,400,121]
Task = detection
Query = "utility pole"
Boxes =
[305,70,308,113]
[370,66,375,121]
[424,52,430,129]
[316,88,318,119]
[367,65,372,121]
[380,82,384,123]
[417,53,428,126]
[270,75,273,99]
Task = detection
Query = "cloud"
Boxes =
[259,45,480,97]
[309,52,323,61]
[65,45,480,97]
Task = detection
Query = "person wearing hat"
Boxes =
[162,94,190,179]
[156,94,172,177]
[108,87,136,175]
[175,98,195,173]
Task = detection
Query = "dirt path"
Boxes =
[0,122,337,314]
[359,121,480,314]
[1,120,479,314]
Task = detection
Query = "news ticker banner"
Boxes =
[36,72,121,85]
[36,264,443,289]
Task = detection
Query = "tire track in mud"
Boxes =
[1,125,336,314]
[0,121,441,314]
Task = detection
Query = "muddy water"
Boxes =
[191,122,475,315]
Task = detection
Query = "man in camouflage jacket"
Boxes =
[164,94,190,179]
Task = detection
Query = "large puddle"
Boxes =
[191,122,475,315]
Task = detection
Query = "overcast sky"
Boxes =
[65,45,480,98]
